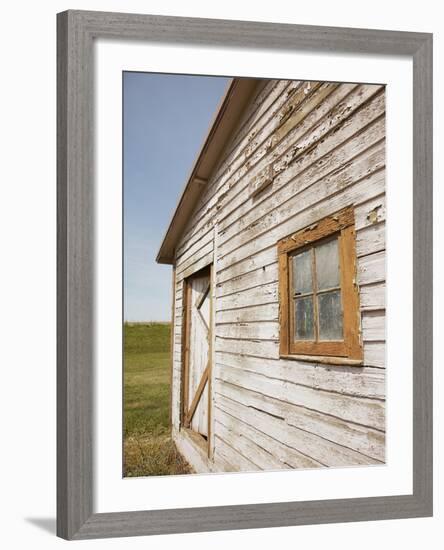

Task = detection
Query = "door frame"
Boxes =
[180,262,214,457]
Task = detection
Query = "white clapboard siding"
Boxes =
[216,89,384,234]
[215,416,290,470]
[216,321,279,341]
[177,249,214,283]
[216,302,279,324]
[177,82,376,254]
[217,281,278,311]
[214,436,260,472]
[215,365,384,430]
[170,81,386,473]
[217,148,385,267]
[361,310,386,341]
[231,84,378,211]
[356,222,385,257]
[359,283,386,311]
[215,389,385,462]
[217,261,278,296]
[355,194,386,229]
[358,250,385,285]
[215,337,278,359]
[215,270,385,313]
[215,408,322,469]
[217,170,385,273]
[214,339,385,371]
[218,123,385,248]
[214,389,381,466]
[175,238,213,280]
[216,222,384,298]
[215,352,385,399]
[215,185,385,284]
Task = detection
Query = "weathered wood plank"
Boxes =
[176,82,375,256]
[356,222,385,258]
[216,302,279,324]
[215,364,384,430]
[215,189,385,286]
[215,389,381,466]
[175,224,214,265]
[215,415,290,470]
[217,169,385,272]
[215,337,278,359]
[217,143,385,262]
[214,336,385,368]
[217,281,278,311]
[215,279,385,322]
[215,389,385,462]
[219,117,385,244]
[361,310,386,341]
[213,435,260,471]
[216,320,279,340]
[359,282,385,311]
[216,88,385,234]
[215,407,322,469]
[177,250,215,283]
[362,341,385,368]
[355,194,386,230]
[358,250,385,285]
[176,237,213,279]
[215,352,385,398]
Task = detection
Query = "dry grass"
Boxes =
[124,432,191,477]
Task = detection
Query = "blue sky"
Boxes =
[124,72,229,321]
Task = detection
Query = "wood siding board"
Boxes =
[214,388,381,466]
[218,119,385,245]
[216,389,384,462]
[215,173,384,283]
[214,436,260,471]
[215,87,384,232]
[215,414,289,470]
[217,170,385,273]
[215,352,385,398]
[218,144,385,263]
[215,365,384,430]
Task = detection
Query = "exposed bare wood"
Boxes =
[185,364,209,427]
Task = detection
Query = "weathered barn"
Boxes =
[156,78,385,473]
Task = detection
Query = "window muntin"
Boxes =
[290,236,344,344]
[278,206,363,363]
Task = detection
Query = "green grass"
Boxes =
[123,322,191,477]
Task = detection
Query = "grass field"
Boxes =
[123,322,191,477]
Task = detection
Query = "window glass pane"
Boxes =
[315,238,340,290]
[294,296,314,340]
[292,250,312,295]
[318,290,343,340]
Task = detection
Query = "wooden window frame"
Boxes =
[278,206,363,365]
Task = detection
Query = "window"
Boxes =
[278,206,363,364]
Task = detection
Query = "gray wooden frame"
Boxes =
[57,9,433,540]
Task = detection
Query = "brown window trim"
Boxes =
[278,206,363,364]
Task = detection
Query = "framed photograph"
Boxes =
[57,10,433,540]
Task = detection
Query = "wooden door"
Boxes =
[182,266,212,441]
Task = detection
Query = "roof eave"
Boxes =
[156,77,262,265]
